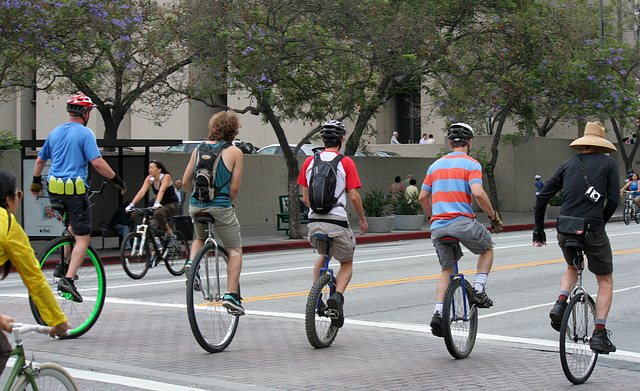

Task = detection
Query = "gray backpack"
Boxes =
[193,142,232,201]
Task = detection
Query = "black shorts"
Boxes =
[50,193,92,236]
[557,228,613,276]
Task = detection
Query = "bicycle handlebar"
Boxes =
[7,322,71,337]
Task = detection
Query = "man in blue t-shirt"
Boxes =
[30,95,127,302]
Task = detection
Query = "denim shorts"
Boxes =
[431,216,493,269]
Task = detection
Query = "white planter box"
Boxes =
[393,215,425,230]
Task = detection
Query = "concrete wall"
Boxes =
[3,137,638,230]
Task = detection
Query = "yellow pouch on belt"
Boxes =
[48,176,57,194]
[65,179,74,195]
[75,177,86,194]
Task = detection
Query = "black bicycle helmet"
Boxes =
[447,122,474,141]
[320,120,346,142]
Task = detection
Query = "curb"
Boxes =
[98,221,558,265]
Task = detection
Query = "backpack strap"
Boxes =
[329,154,346,206]
[210,141,233,199]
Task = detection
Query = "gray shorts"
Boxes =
[189,205,242,249]
[431,217,493,269]
[557,228,612,276]
[308,219,355,263]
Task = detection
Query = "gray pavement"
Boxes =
[12,206,637,390]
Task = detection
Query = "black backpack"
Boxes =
[193,141,232,202]
[308,153,345,214]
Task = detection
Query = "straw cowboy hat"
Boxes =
[569,121,617,154]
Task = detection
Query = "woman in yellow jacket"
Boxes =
[0,168,70,373]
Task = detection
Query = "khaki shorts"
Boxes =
[308,219,355,262]
[189,205,242,249]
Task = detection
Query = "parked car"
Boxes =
[256,143,324,156]
[355,150,402,157]
[164,140,258,154]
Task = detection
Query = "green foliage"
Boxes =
[362,187,391,217]
[392,192,422,215]
[0,131,21,151]
[548,190,563,206]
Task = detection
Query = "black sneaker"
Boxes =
[223,292,245,316]
[469,288,493,308]
[590,329,616,354]
[53,261,66,278]
[549,299,567,332]
[327,292,344,328]
[430,313,444,338]
[57,278,83,303]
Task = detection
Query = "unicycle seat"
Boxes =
[195,212,215,224]
[564,238,584,251]
[50,202,66,214]
[439,237,460,245]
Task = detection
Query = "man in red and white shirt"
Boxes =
[297,120,368,328]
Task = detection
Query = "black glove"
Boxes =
[30,175,42,194]
[111,175,127,192]
[533,229,546,243]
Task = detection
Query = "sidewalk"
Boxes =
[30,207,624,262]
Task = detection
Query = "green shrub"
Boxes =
[362,187,391,217]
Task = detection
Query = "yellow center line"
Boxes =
[240,248,640,304]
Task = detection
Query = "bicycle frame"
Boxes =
[201,219,223,302]
[449,261,471,322]
[3,343,30,391]
[131,210,169,259]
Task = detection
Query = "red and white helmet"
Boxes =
[66,94,94,115]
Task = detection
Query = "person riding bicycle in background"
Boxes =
[533,121,619,354]
[126,160,181,250]
[182,111,245,314]
[620,172,640,209]
[30,94,126,303]
[418,122,503,338]
[1,168,70,374]
[297,120,369,328]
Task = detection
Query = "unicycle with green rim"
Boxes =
[439,237,478,359]
[304,234,340,349]
[559,238,598,384]
[28,183,106,339]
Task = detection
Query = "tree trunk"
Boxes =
[609,118,639,174]
[260,96,303,239]
[485,104,513,212]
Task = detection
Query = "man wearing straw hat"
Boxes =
[533,121,619,354]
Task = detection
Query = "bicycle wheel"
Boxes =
[164,230,189,276]
[442,278,478,359]
[120,232,150,279]
[635,205,640,224]
[624,203,631,225]
[186,243,239,353]
[12,363,79,391]
[560,292,598,384]
[29,236,106,339]
[305,273,339,348]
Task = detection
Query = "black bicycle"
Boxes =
[559,238,598,384]
[120,207,189,279]
[29,182,106,339]
[622,191,640,225]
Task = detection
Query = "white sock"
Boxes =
[434,301,443,315]
[474,273,488,292]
